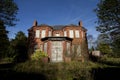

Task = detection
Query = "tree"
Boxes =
[0,0,18,26]
[97,34,110,44]
[95,0,120,57]
[0,21,9,58]
[0,0,18,59]
[8,31,28,62]
[95,0,120,36]
[96,34,112,55]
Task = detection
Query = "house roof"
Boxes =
[28,23,87,32]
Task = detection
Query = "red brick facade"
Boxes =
[28,20,88,62]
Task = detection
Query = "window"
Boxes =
[67,42,70,54]
[44,43,47,53]
[35,30,40,38]
[41,30,46,38]
[48,31,52,37]
[69,30,74,38]
[64,31,67,37]
[40,44,43,51]
[75,30,80,38]
[55,33,60,36]
[77,45,81,56]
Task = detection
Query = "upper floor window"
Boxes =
[35,30,40,38]
[64,31,67,37]
[75,30,80,38]
[48,31,52,37]
[69,30,74,38]
[41,30,46,38]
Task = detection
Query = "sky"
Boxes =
[7,0,100,39]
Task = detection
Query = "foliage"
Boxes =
[97,43,112,55]
[97,34,110,44]
[95,0,120,57]
[111,37,120,57]
[0,57,14,64]
[14,61,94,80]
[99,55,120,66]
[95,0,120,34]
[0,0,18,26]
[8,31,28,62]
[0,21,9,59]
[31,50,48,61]
[0,0,18,59]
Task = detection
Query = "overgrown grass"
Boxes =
[14,61,97,80]
[99,55,120,66]
[0,57,14,64]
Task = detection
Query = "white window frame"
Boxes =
[75,30,80,38]
[35,30,40,38]
[48,31,52,37]
[64,31,67,37]
[41,30,46,38]
[69,30,74,38]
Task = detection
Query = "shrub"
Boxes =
[31,50,48,61]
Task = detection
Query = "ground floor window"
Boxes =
[51,41,63,62]
[44,43,47,53]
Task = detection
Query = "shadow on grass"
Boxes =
[0,70,47,80]
[0,63,47,80]
[93,67,120,80]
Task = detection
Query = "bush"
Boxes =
[0,57,14,64]
[31,50,48,61]
[99,55,120,66]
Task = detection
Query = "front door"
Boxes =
[51,41,63,62]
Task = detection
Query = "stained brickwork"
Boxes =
[28,20,88,62]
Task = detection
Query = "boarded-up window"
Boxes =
[41,30,46,38]
[35,30,40,38]
[64,31,67,37]
[75,30,80,38]
[69,30,74,38]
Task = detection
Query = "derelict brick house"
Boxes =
[28,20,88,62]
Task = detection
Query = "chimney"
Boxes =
[78,20,83,27]
[33,20,38,26]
